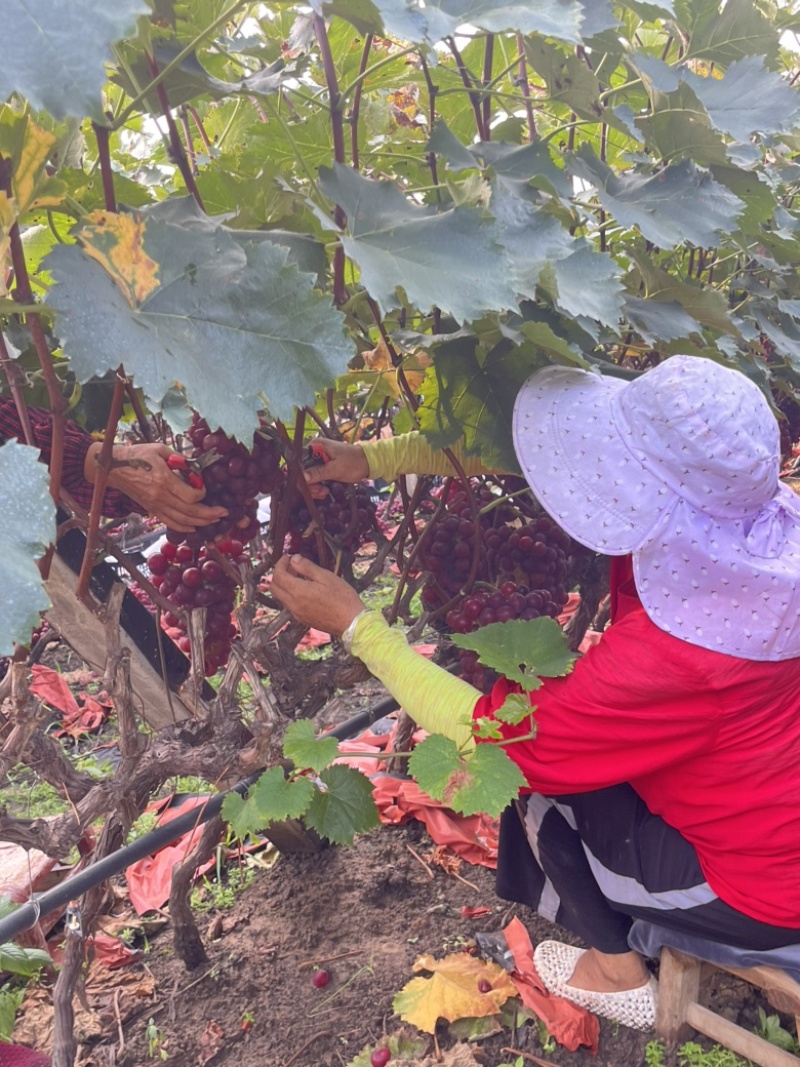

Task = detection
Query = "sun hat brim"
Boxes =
[512,366,675,555]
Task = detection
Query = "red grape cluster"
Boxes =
[148,538,245,675]
[417,481,573,692]
[167,415,283,548]
[286,482,377,562]
[450,581,564,691]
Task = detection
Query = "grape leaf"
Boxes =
[44,214,352,441]
[494,692,533,726]
[221,770,315,838]
[304,764,380,845]
[523,38,631,134]
[676,0,780,67]
[0,0,147,120]
[418,0,585,45]
[317,164,517,324]
[0,942,53,978]
[569,145,742,250]
[394,953,518,1034]
[448,744,528,817]
[540,245,625,330]
[413,335,535,472]
[0,442,55,655]
[0,989,24,1043]
[635,79,728,167]
[282,720,340,774]
[409,735,527,817]
[452,617,576,691]
[408,734,463,802]
[697,57,800,140]
[629,252,738,335]
[623,297,703,344]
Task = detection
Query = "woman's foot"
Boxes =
[568,947,650,993]
[533,942,657,1031]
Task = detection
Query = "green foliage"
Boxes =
[223,726,379,846]
[282,720,340,775]
[452,617,576,692]
[304,764,381,846]
[645,1041,667,1067]
[0,900,52,1042]
[0,989,25,1043]
[45,210,350,440]
[677,1041,752,1067]
[755,1008,800,1054]
[0,442,55,655]
[222,768,315,837]
[0,0,146,120]
[409,733,527,817]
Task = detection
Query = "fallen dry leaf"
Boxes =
[393,953,517,1034]
[197,1020,225,1065]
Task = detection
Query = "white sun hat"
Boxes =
[512,355,800,661]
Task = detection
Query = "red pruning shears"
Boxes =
[302,441,330,469]
[167,451,204,489]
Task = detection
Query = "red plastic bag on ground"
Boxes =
[371,777,498,868]
[125,797,219,915]
[503,917,599,1054]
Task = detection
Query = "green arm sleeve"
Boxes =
[361,432,502,483]
[349,611,478,750]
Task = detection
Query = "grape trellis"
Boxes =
[1,0,800,1061]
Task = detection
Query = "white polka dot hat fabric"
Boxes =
[512,355,800,661]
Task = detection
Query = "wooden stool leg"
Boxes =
[657,947,703,1043]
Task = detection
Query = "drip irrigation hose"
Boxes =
[0,692,401,945]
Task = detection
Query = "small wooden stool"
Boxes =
[656,947,800,1067]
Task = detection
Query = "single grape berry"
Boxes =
[311,969,330,989]
[478,979,492,993]
[370,1048,391,1067]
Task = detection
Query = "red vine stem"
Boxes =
[75,368,127,602]
[350,34,373,169]
[187,105,214,153]
[124,382,154,442]
[419,55,441,193]
[481,34,494,140]
[1,156,67,519]
[92,123,117,213]
[446,37,487,141]
[0,329,35,445]
[145,52,206,210]
[313,14,347,306]
[516,34,537,142]
[179,106,198,176]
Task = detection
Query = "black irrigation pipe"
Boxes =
[0,694,401,945]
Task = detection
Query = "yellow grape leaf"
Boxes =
[79,211,160,307]
[12,118,60,215]
[393,953,517,1034]
[0,193,15,297]
[362,337,431,396]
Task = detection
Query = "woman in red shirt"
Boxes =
[272,356,800,1030]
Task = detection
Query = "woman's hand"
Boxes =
[85,442,229,532]
[271,554,366,636]
[303,438,369,499]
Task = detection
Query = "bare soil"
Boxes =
[104,820,773,1067]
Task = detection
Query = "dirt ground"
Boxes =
[93,819,774,1067]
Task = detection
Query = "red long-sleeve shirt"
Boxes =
[476,557,800,927]
[0,397,138,518]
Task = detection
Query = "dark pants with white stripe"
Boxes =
[497,785,800,955]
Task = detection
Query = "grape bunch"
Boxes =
[286,482,378,563]
[417,481,573,692]
[448,581,564,691]
[148,538,245,675]
[165,415,283,548]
